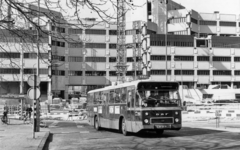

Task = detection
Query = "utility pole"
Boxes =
[35,0,40,132]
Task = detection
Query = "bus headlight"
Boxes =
[145,112,149,116]
[175,118,179,122]
[175,111,179,115]
[144,119,149,123]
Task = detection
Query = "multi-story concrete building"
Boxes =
[1,0,240,102]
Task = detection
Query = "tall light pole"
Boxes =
[165,0,168,81]
[175,58,184,102]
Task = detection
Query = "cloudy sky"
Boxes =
[173,0,240,14]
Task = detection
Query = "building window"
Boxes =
[197,56,210,61]
[150,40,193,47]
[68,28,82,34]
[0,52,20,58]
[151,55,171,61]
[109,44,117,49]
[109,57,116,62]
[109,71,117,76]
[200,20,217,26]
[85,29,106,35]
[85,57,106,62]
[24,53,48,59]
[213,57,231,62]
[68,71,82,76]
[85,71,106,76]
[151,70,171,75]
[125,30,136,35]
[52,55,65,61]
[191,18,198,24]
[127,57,141,62]
[0,68,20,74]
[52,40,65,47]
[68,56,82,62]
[169,17,186,24]
[52,26,65,33]
[213,70,231,75]
[109,30,117,35]
[197,70,210,75]
[52,70,65,76]
[85,43,106,49]
[235,70,240,75]
[126,71,142,76]
[174,56,194,61]
[175,70,194,75]
[24,69,48,74]
[68,42,83,48]
[234,57,240,62]
[220,21,236,27]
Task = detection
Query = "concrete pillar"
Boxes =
[231,82,234,89]
[65,86,68,100]
[194,82,197,89]
[47,81,52,104]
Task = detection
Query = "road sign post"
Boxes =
[27,75,41,138]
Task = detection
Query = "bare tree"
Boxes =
[0,0,142,94]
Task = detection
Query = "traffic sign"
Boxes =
[27,88,41,99]
[27,75,41,87]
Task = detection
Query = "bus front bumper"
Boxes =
[143,124,182,130]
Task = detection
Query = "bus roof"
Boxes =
[87,80,179,94]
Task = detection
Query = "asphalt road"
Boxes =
[43,120,240,150]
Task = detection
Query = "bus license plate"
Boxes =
[155,124,171,129]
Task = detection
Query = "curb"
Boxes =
[37,131,50,150]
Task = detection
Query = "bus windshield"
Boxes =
[137,90,181,107]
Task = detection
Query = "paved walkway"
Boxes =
[0,119,49,150]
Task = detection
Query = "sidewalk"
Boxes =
[0,119,49,150]
[183,117,240,133]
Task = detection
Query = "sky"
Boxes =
[173,0,240,14]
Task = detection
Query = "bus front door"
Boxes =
[127,87,135,132]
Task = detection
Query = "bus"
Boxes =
[87,80,182,136]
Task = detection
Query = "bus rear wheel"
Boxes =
[94,116,100,131]
[155,129,164,135]
[121,118,128,136]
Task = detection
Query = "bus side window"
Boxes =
[131,89,135,107]
[127,91,132,107]
[135,92,141,107]
[127,89,134,108]
[87,94,92,104]
[115,88,121,103]
[94,92,99,104]
[109,90,115,104]
[104,91,109,104]
[121,87,127,103]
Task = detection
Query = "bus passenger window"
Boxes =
[94,92,99,104]
[121,88,127,103]
[115,88,121,103]
[127,90,134,107]
[135,93,141,107]
[109,90,115,103]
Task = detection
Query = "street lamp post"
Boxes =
[175,58,184,102]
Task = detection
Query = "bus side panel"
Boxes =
[87,105,95,126]
[100,104,110,128]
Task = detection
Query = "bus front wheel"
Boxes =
[94,116,100,131]
[121,118,128,136]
